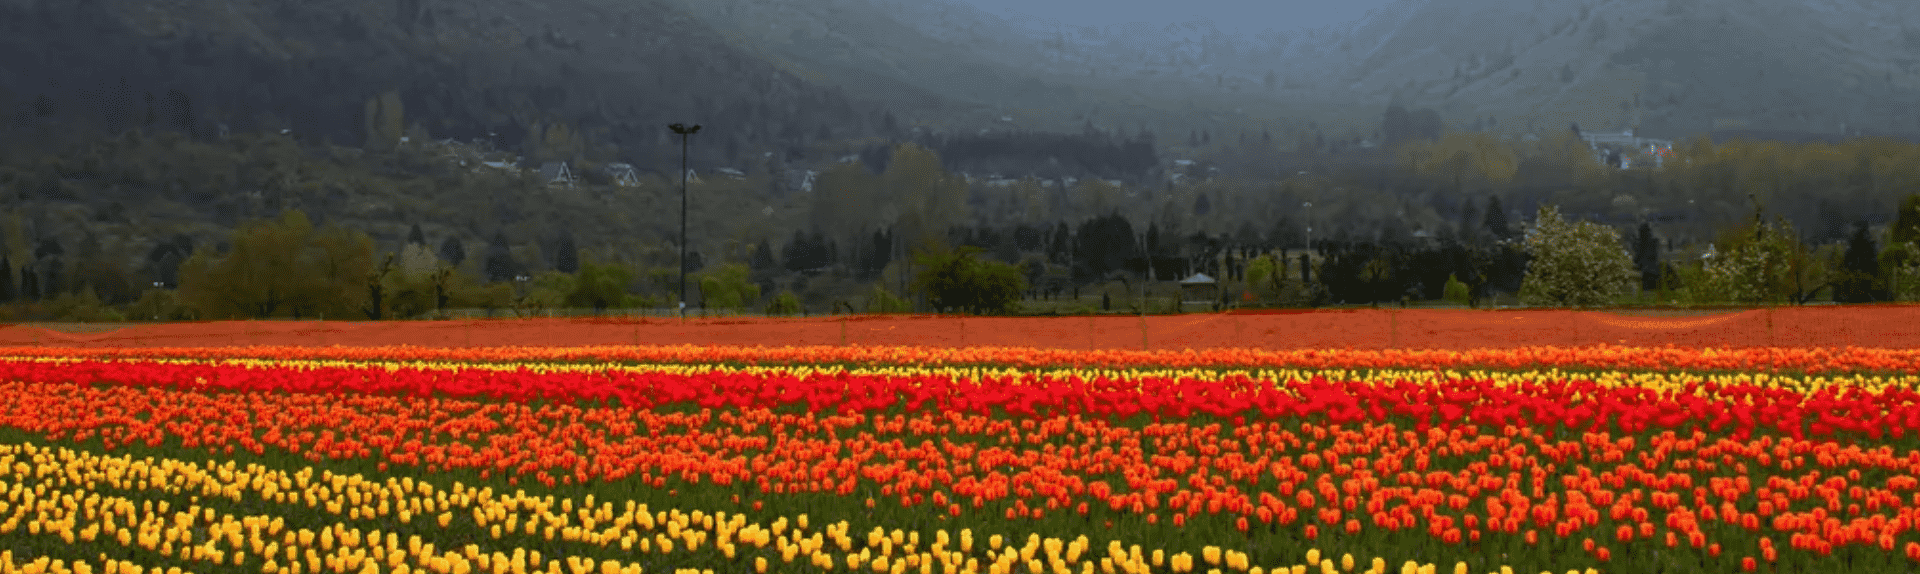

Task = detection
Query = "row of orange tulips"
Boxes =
[0,343,1912,375]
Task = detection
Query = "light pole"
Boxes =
[669,123,701,319]
[1303,201,1313,250]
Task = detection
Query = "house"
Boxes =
[1580,128,1672,169]
[539,162,575,188]
[478,160,520,174]
[1179,273,1219,312]
[604,163,640,187]
[783,169,817,193]
[716,167,746,179]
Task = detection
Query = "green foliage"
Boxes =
[911,245,1027,315]
[696,263,760,312]
[865,284,911,314]
[127,288,194,321]
[765,290,803,316]
[1882,241,1920,302]
[1443,273,1471,306]
[461,282,517,313]
[46,290,124,322]
[567,261,638,312]
[515,271,578,316]
[1693,216,1802,305]
[1893,194,1920,248]
[1243,254,1284,302]
[178,210,352,319]
[1518,205,1635,308]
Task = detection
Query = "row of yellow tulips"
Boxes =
[0,441,1594,574]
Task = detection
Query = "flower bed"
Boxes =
[3,349,1920,574]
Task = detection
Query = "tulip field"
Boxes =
[5,335,1920,574]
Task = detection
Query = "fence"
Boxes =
[0,305,1914,351]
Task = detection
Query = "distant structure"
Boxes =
[1580,128,1672,169]
[539,162,575,188]
[604,163,640,187]
[783,169,816,193]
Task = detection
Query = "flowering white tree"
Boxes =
[1689,216,1804,305]
[1518,205,1636,307]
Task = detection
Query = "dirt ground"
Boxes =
[0,305,1910,350]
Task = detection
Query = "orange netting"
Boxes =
[0,306,1908,351]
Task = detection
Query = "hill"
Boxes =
[1325,0,1920,139]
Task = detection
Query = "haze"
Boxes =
[948,0,1399,34]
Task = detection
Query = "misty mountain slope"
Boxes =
[648,0,1327,149]
[0,0,897,169]
[1336,0,1920,139]
[649,0,1091,130]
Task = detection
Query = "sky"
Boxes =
[943,0,1400,36]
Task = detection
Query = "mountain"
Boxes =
[0,0,903,171]
[1327,0,1920,139]
[641,0,1321,146]
[874,0,1920,144]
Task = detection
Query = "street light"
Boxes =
[669,123,701,319]
[1302,202,1313,250]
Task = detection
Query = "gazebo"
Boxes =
[1179,273,1217,312]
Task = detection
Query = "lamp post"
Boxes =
[669,123,701,319]
[1303,202,1313,250]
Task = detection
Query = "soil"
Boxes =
[0,305,1910,351]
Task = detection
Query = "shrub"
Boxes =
[866,284,911,314]
[695,263,759,312]
[1443,273,1471,306]
[766,290,803,316]
[912,245,1027,315]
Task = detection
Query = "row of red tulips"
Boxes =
[2,357,1913,441]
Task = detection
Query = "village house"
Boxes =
[604,163,640,187]
[539,162,575,188]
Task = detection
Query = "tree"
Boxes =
[0,256,12,303]
[483,231,516,283]
[1518,205,1635,308]
[1443,273,1471,306]
[1633,222,1661,291]
[1884,194,1920,284]
[553,231,579,274]
[437,236,466,267]
[386,242,441,318]
[177,210,324,319]
[1483,196,1510,241]
[765,290,803,316]
[865,283,911,313]
[567,260,637,313]
[305,225,376,319]
[1692,217,1803,305]
[1836,222,1881,303]
[362,253,396,320]
[406,223,426,246]
[695,263,759,312]
[912,245,1027,315]
[518,271,577,315]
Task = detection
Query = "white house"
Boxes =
[604,163,640,187]
[539,162,575,188]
